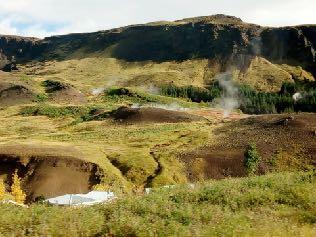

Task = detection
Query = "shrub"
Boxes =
[160,84,216,102]
[11,170,26,204]
[35,93,48,103]
[105,87,132,96]
[41,80,66,93]
[20,105,92,118]
[0,179,6,201]
[19,74,31,81]
[104,87,162,104]
[244,143,261,175]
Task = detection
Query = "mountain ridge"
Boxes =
[0,14,315,81]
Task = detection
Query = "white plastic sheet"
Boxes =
[47,191,115,206]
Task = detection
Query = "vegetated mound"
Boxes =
[181,113,316,181]
[42,80,86,104]
[0,144,102,202]
[0,82,34,105]
[110,106,204,124]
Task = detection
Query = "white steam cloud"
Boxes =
[91,87,105,96]
[139,84,160,95]
[250,36,262,55]
[214,71,240,118]
[91,76,121,96]
[292,92,303,102]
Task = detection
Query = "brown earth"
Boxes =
[110,106,205,124]
[187,108,249,121]
[0,144,102,202]
[181,113,316,181]
[43,80,86,104]
[49,86,86,104]
[0,82,34,106]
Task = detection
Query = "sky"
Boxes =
[0,0,315,38]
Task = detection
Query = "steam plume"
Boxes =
[91,76,121,96]
[214,71,240,118]
[292,92,303,102]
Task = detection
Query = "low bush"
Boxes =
[244,143,261,175]
[20,104,93,119]
[160,83,218,102]
[41,80,66,93]
[35,93,48,103]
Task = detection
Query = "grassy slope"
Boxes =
[16,56,314,95]
[0,62,213,191]
[17,58,210,93]
[0,98,212,192]
[1,55,314,192]
[0,64,314,192]
[0,171,315,236]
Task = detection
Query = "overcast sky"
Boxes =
[0,0,315,38]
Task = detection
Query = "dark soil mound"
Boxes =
[0,82,34,105]
[271,116,309,128]
[0,144,101,202]
[247,115,310,129]
[42,80,86,104]
[181,113,316,181]
[110,106,204,124]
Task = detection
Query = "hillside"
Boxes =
[0,14,315,92]
[0,14,315,237]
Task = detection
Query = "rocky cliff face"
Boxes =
[0,35,40,71]
[0,14,315,77]
[261,27,316,74]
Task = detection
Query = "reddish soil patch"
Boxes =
[111,106,205,124]
[0,144,101,202]
[180,113,316,181]
[0,82,34,105]
[187,108,249,121]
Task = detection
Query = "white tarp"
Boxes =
[47,191,115,206]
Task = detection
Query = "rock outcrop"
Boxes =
[0,35,40,71]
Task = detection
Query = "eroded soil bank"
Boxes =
[0,144,102,202]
